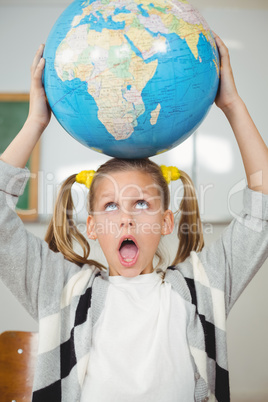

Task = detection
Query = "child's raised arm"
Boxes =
[0,44,51,169]
[214,34,268,194]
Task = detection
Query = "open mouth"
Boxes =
[118,236,139,266]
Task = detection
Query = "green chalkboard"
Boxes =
[0,94,39,221]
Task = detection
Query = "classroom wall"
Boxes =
[0,2,267,400]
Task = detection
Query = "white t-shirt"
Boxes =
[81,270,195,402]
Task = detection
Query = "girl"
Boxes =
[0,34,267,402]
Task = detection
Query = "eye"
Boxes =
[105,202,118,212]
[135,200,149,210]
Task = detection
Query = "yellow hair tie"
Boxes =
[160,165,180,184]
[76,165,180,188]
[76,170,96,189]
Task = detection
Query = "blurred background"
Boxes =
[0,0,267,400]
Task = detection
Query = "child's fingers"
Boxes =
[213,32,239,109]
[30,58,45,93]
[30,46,46,91]
[211,30,217,39]
[31,44,45,76]
[34,58,45,83]
[213,34,230,64]
[212,34,234,84]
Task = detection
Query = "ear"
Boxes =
[86,215,97,240]
[161,209,174,235]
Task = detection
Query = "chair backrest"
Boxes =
[0,331,38,401]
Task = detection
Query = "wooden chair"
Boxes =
[0,331,38,401]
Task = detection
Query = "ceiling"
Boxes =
[1,0,268,8]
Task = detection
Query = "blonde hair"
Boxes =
[45,158,204,272]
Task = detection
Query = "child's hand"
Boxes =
[214,33,241,113]
[28,44,51,131]
[0,45,52,167]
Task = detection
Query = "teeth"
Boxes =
[122,238,133,244]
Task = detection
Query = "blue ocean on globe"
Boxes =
[43,0,219,158]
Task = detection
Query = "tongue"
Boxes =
[120,243,138,260]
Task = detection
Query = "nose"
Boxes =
[120,212,136,228]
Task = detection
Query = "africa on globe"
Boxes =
[43,0,219,158]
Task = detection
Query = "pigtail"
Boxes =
[172,170,204,265]
[45,175,106,270]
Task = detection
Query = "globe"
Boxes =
[43,0,219,159]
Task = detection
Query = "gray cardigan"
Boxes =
[0,160,267,402]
